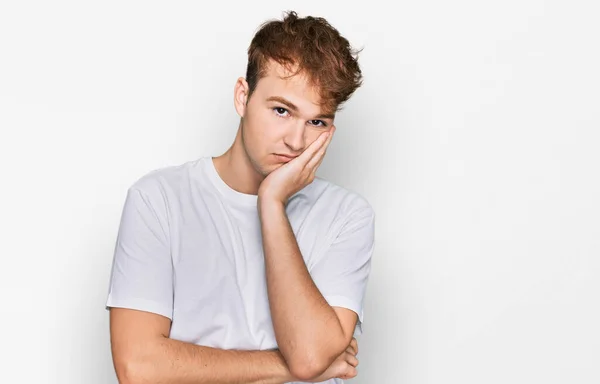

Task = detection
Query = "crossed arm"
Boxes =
[110,307,357,384]
[110,307,294,384]
[110,200,359,384]
[259,198,358,380]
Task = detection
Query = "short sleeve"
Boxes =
[310,205,375,336]
[105,187,174,320]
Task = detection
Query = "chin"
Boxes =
[262,162,281,174]
[254,160,276,177]
[248,153,280,176]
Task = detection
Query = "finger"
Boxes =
[298,131,329,165]
[312,131,331,162]
[304,126,334,166]
[350,337,358,355]
[345,337,358,354]
[323,125,335,148]
[345,346,358,356]
[345,352,359,367]
[309,152,326,175]
[340,365,358,380]
[307,128,334,170]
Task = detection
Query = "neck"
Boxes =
[212,121,265,196]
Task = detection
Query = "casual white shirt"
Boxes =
[105,156,375,384]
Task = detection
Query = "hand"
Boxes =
[307,337,359,383]
[258,126,336,204]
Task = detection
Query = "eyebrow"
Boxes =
[266,96,335,119]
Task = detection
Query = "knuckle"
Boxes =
[347,366,358,378]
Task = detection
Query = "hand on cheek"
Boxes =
[258,125,336,205]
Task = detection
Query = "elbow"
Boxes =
[114,359,142,384]
[288,357,330,382]
[287,340,347,381]
[113,353,154,384]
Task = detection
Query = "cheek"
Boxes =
[256,113,284,141]
[247,106,272,131]
[244,112,279,152]
[306,132,322,147]
[244,110,264,137]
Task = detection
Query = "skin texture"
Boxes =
[213,59,336,195]
[110,307,358,383]
[222,58,359,380]
[110,59,361,383]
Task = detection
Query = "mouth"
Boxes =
[274,153,297,162]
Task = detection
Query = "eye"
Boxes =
[309,120,328,127]
[273,107,328,127]
[273,107,289,117]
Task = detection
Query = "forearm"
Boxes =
[258,198,346,376]
[120,336,293,384]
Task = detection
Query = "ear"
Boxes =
[233,77,249,118]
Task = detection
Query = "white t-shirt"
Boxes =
[105,156,375,384]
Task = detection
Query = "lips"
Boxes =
[274,154,297,162]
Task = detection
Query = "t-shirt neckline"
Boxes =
[204,156,259,207]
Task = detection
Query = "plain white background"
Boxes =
[1,1,598,383]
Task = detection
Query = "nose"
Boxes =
[283,122,306,153]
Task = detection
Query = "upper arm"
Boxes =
[310,203,375,337]
[110,308,171,377]
[106,186,174,319]
[105,185,174,378]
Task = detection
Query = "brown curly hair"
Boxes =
[245,10,364,114]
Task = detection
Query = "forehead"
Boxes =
[256,60,323,111]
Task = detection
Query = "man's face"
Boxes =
[235,60,335,177]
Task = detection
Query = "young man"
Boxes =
[106,10,375,384]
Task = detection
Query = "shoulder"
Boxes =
[309,177,375,219]
[122,158,206,219]
[128,157,203,197]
